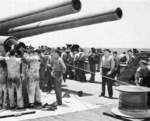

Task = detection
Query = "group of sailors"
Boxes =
[39,45,141,100]
[0,42,150,110]
[0,45,66,110]
[60,45,101,83]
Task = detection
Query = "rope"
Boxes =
[66,63,130,85]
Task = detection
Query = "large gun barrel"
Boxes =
[0,0,81,32]
[7,8,122,39]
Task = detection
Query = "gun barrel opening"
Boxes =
[72,0,81,11]
[116,8,123,18]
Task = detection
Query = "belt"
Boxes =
[102,67,110,70]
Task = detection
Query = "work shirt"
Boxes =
[6,56,21,79]
[25,55,40,81]
[135,66,150,86]
[101,55,115,72]
[88,53,97,65]
[51,57,66,73]
[113,56,120,72]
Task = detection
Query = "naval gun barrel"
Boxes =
[0,0,81,32]
[7,7,123,38]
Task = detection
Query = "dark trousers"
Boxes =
[22,78,29,107]
[78,62,86,82]
[101,68,114,97]
[74,64,79,81]
[89,64,96,82]
[53,72,62,105]
[47,69,54,92]
[65,65,71,78]
[148,92,150,108]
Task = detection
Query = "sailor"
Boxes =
[50,49,66,105]
[6,50,24,109]
[120,52,127,63]
[88,48,97,83]
[47,53,55,93]
[26,50,41,108]
[39,50,51,91]
[39,50,47,91]
[147,57,150,67]
[72,45,80,81]
[127,49,135,64]
[15,42,29,107]
[113,51,120,80]
[0,55,7,109]
[135,60,150,107]
[21,51,30,108]
[135,60,150,87]
[78,48,86,82]
[61,47,67,82]
[100,49,115,98]
[65,49,73,79]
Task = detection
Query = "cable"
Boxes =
[66,63,130,85]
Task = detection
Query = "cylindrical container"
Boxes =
[118,91,148,111]
[111,85,150,119]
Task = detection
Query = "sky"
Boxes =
[0,0,150,48]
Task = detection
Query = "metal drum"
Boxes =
[111,85,150,118]
[119,91,148,111]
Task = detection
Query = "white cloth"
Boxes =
[26,55,40,81]
[101,55,114,69]
[25,55,41,104]
[27,81,41,104]
[8,83,24,108]
[6,57,21,79]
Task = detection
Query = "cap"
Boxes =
[104,49,111,53]
[139,60,147,65]
[71,44,80,52]
[66,44,72,49]
[91,48,96,53]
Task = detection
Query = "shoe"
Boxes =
[51,101,62,106]
[28,103,34,108]
[57,102,62,105]
[109,96,113,99]
[0,105,2,110]
[42,103,49,108]
[17,107,25,110]
[2,105,9,110]
[50,102,58,107]
[34,102,42,106]
[46,106,57,111]
[99,93,105,97]
[9,106,16,110]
